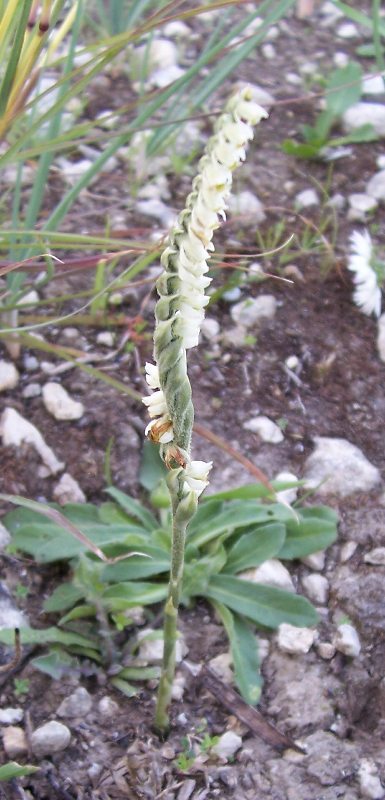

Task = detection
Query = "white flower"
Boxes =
[142,363,174,443]
[144,362,160,389]
[348,230,382,317]
[175,88,268,350]
[184,460,212,498]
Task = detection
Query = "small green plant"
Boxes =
[1,456,337,703]
[13,677,30,697]
[283,62,378,160]
[0,762,39,782]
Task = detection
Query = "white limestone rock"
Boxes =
[2,726,28,758]
[0,707,24,725]
[22,382,41,398]
[295,188,319,208]
[340,540,357,562]
[334,623,361,657]
[243,415,284,443]
[31,720,71,758]
[227,190,266,223]
[96,331,115,347]
[57,687,92,719]
[0,361,19,393]
[137,628,187,663]
[364,547,385,566]
[240,559,295,593]
[301,573,329,605]
[301,550,326,571]
[347,193,378,221]
[0,407,64,474]
[211,731,242,760]
[343,103,385,138]
[275,471,299,505]
[0,522,11,551]
[303,437,381,497]
[362,75,385,96]
[317,641,336,660]
[53,473,86,505]
[336,22,358,38]
[230,295,277,327]
[358,758,384,799]
[136,198,176,228]
[209,652,233,684]
[98,696,120,718]
[366,170,385,202]
[378,314,385,362]
[42,382,84,421]
[277,623,316,654]
[201,317,220,340]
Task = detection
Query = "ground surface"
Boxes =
[1,2,385,798]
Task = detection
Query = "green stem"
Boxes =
[154,471,196,733]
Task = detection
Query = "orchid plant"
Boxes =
[142,86,268,731]
[347,230,384,318]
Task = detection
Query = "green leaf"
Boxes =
[44,583,84,613]
[110,677,139,697]
[98,501,132,525]
[188,501,290,548]
[7,520,148,562]
[212,602,262,705]
[139,440,167,492]
[326,124,378,146]
[59,605,96,626]
[282,139,324,159]
[101,546,170,581]
[223,523,286,574]
[325,62,362,117]
[203,484,273,503]
[118,666,161,681]
[0,762,39,781]
[31,649,77,680]
[0,626,97,649]
[183,547,227,600]
[278,507,338,559]
[102,581,168,610]
[206,575,318,629]
[105,487,158,531]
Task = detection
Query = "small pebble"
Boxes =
[222,287,242,303]
[22,382,41,398]
[301,550,326,571]
[334,623,361,657]
[0,360,19,392]
[31,720,71,758]
[98,696,120,718]
[241,560,294,592]
[275,471,298,505]
[201,317,220,339]
[301,574,329,605]
[243,415,284,443]
[209,652,233,684]
[317,642,336,660]
[0,707,24,725]
[2,726,28,758]
[348,193,378,221]
[57,687,92,718]
[340,541,357,562]
[336,22,358,38]
[364,547,385,566]
[42,382,84,421]
[358,758,384,800]
[212,731,242,760]
[96,331,115,347]
[277,623,316,654]
[53,473,86,505]
[295,188,319,208]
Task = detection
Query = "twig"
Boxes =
[199,665,304,753]
[0,628,21,673]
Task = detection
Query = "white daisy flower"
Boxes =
[184,460,212,498]
[348,230,382,318]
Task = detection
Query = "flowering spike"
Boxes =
[347,230,382,318]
